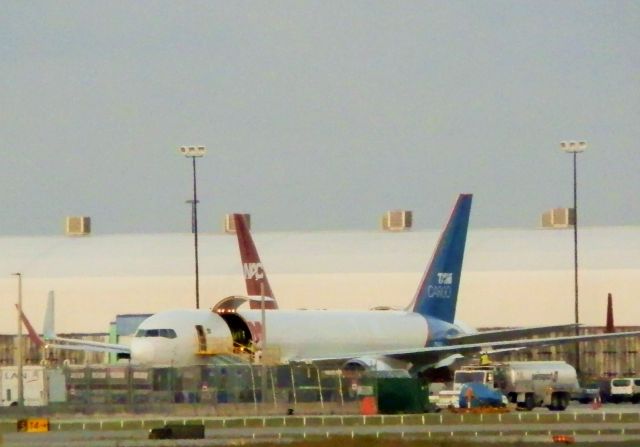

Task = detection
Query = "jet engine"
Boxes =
[342,356,411,376]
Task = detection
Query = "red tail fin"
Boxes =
[15,304,45,348]
[233,214,278,309]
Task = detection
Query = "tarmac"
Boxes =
[1,402,640,446]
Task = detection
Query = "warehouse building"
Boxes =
[0,215,638,378]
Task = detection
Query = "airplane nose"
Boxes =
[131,339,155,365]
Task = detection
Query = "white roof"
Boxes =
[2,225,639,274]
[1,226,638,333]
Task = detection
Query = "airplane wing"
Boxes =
[16,295,131,356]
[447,324,579,345]
[45,337,130,354]
[297,329,640,368]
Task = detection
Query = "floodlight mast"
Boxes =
[560,140,587,375]
[179,146,207,309]
[12,272,24,407]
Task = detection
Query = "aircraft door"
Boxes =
[217,313,254,355]
[195,325,207,353]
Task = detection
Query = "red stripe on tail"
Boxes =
[233,214,278,309]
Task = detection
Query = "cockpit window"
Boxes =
[135,328,177,339]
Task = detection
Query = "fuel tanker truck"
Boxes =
[439,361,579,411]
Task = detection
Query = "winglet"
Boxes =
[15,304,45,348]
[43,290,56,339]
[411,194,472,323]
[233,214,278,309]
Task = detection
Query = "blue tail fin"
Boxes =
[411,194,472,323]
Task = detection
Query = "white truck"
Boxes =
[609,377,640,403]
[0,365,66,407]
[438,361,579,411]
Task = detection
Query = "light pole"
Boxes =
[12,272,24,407]
[560,140,587,375]
[179,145,207,309]
[185,199,200,234]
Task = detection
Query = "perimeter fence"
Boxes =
[27,363,377,414]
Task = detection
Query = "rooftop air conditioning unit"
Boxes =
[224,213,251,234]
[382,210,412,231]
[65,216,91,236]
[541,208,575,229]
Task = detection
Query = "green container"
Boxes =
[364,377,429,414]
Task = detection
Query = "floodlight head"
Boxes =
[179,146,207,157]
[560,141,587,153]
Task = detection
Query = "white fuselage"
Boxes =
[130,308,430,367]
[131,309,232,366]
[239,309,429,361]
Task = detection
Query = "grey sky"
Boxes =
[1,1,638,236]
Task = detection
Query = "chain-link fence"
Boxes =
[56,363,363,414]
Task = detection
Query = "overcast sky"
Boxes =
[1,1,638,236]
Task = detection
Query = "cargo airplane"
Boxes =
[131,194,640,371]
[19,194,640,372]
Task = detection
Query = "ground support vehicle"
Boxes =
[438,361,579,411]
[0,365,66,406]
[609,377,640,403]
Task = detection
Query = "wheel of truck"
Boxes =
[632,394,640,404]
[549,394,561,411]
[525,393,535,411]
[556,394,569,411]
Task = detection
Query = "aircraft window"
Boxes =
[159,329,177,338]
[135,329,177,339]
